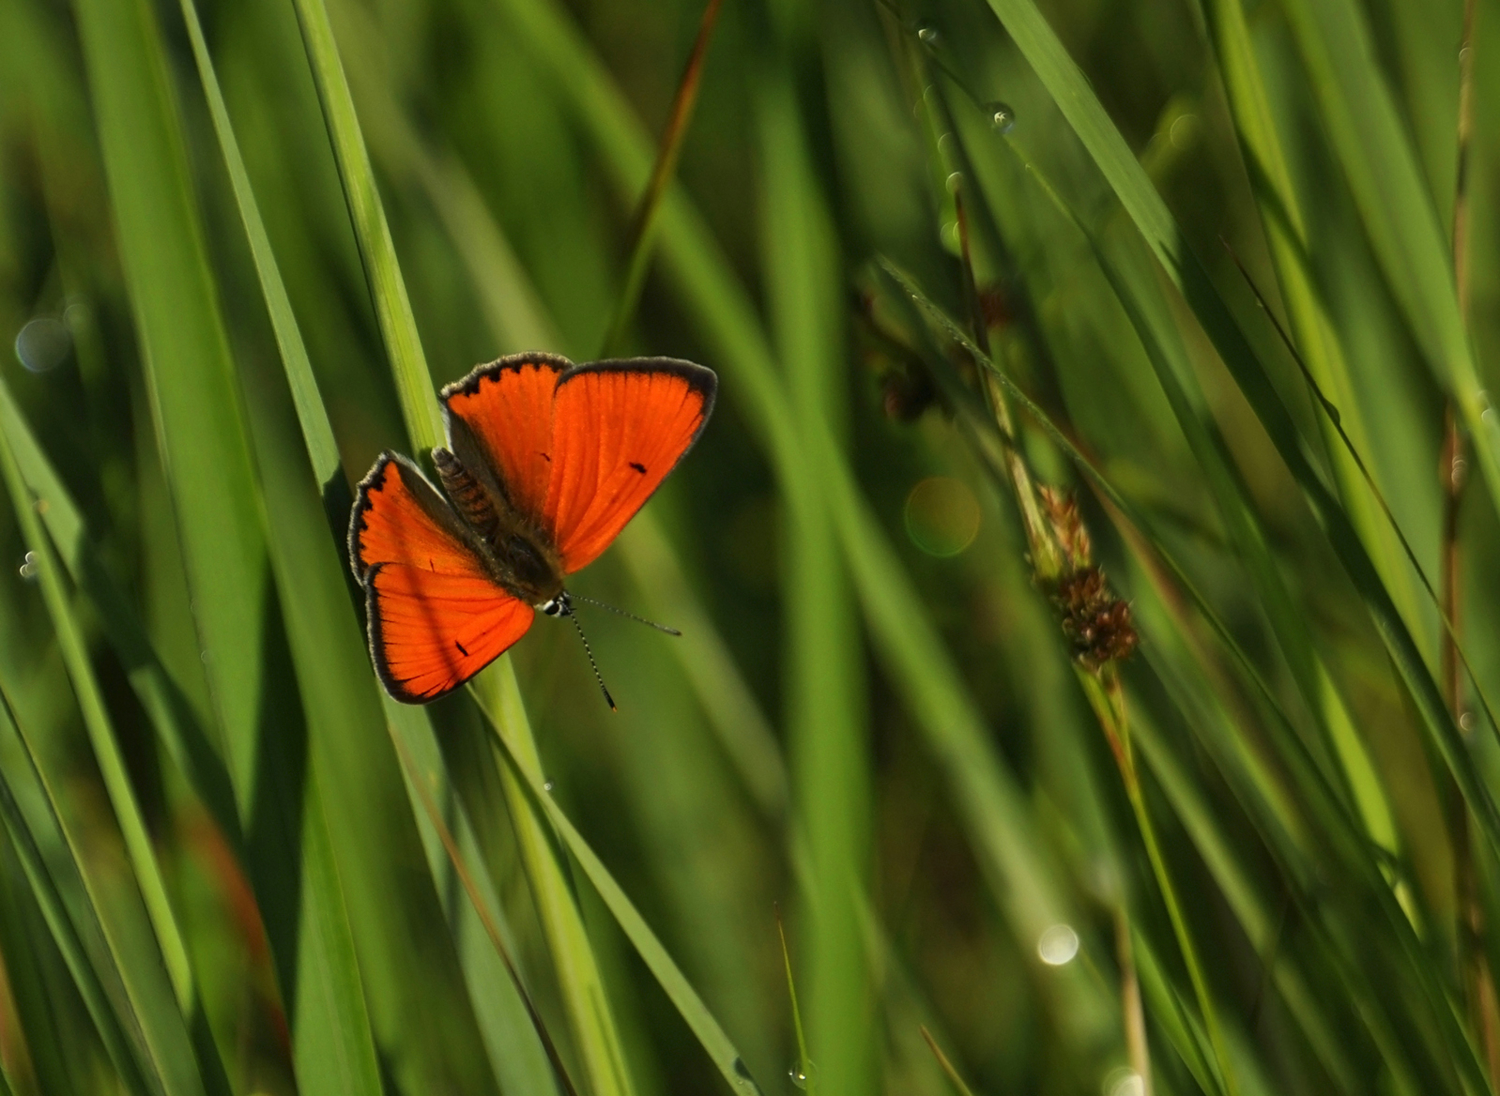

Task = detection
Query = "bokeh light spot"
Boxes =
[1037,923,1080,966]
[14,317,71,373]
[904,476,981,557]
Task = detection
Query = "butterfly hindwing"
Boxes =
[350,453,534,702]
[365,564,534,702]
[544,359,716,573]
[440,353,569,527]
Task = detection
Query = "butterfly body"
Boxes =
[349,352,716,703]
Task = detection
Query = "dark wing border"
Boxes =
[438,350,577,403]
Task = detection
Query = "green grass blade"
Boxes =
[758,62,874,1095]
[175,3,517,1086]
[0,377,241,848]
[0,411,194,1019]
[66,0,384,1088]
[288,0,442,451]
[474,664,767,1096]
[1276,0,1500,511]
[175,0,340,503]
[0,691,156,1096]
[288,4,636,1091]
[600,0,723,356]
[1199,0,1424,639]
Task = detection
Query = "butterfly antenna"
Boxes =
[571,594,682,636]
[565,608,618,712]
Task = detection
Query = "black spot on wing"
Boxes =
[456,640,469,656]
[629,461,647,474]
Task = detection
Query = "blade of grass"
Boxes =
[336,35,780,1081]
[1198,0,1424,639]
[0,688,156,1096]
[288,4,637,1092]
[67,0,384,1087]
[758,57,874,1096]
[176,4,515,1087]
[776,908,813,1095]
[1275,0,1500,514]
[0,403,192,1017]
[472,665,768,1096]
[600,0,724,356]
[0,376,241,850]
[0,418,231,1096]
[918,1026,978,1096]
[287,0,441,450]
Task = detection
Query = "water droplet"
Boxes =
[14,317,71,373]
[1104,1068,1145,1096]
[986,101,1016,134]
[940,221,960,250]
[1461,711,1474,733]
[17,551,37,581]
[917,24,939,45]
[945,171,963,194]
[544,781,555,792]
[1037,923,1080,965]
[788,1060,818,1089]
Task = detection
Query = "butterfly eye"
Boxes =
[540,595,569,617]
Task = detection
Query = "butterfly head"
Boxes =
[540,591,573,617]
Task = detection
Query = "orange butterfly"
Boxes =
[349,352,717,704]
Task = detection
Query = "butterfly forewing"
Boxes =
[440,355,567,527]
[545,360,716,573]
[350,454,534,702]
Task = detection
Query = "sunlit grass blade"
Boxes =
[0,376,240,846]
[67,0,384,1088]
[758,56,874,1096]
[0,408,192,1015]
[175,0,341,515]
[288,0,441,450]
[175,2,516,1085]
[1275,0,1500,510]
[776,908,813,1095]
[288,4,636,1092]
[0,689,156,1096]
[1198,0,1423,639]
[919,1026,977,1096]
[600,0,723,355]
[473,665,768,1096]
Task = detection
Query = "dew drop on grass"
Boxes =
[17,551,37,581]
[544,781,555,792]
[986,101,1016,134]
[917,24,939,45]
[788,1060,818,1090]
[1037,923,1080,965]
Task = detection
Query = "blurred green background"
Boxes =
[2,0,1500,1092]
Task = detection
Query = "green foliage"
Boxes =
[1,0,1499,1092]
